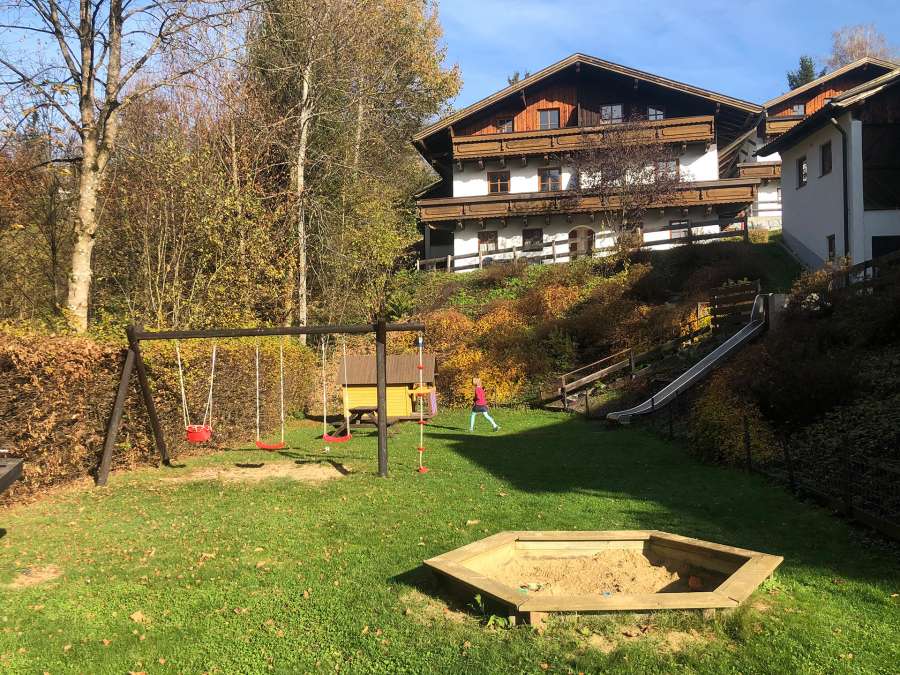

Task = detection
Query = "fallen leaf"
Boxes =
[63,644,72,652]
[130,610,149,624]
[465,519,480,526]
[101,639,111,647]
[361,625,369,635]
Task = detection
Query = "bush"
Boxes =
[0,332,315,503]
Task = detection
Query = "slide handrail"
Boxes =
[607,295,768,424]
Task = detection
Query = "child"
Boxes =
[469,377,500,432]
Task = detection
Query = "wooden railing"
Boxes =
[540,313,714,410]
[765,115,804,137]
[417,179,760,224]
[452,116,715,161]
[710,280,761,329]
[737,162,781,179]
[417,219,749,272]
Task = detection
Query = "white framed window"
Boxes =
[538,109,560,130]
[648,106,664,121]
[478,230,498,253]
[601,104,623,123]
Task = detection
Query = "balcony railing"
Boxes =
[417,178,760,224]
[417,218,749,272]
[451,115,715,161]
[765,115,803,137]
[738,162,781,179]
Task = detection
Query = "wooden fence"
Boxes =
[710,280,761,330]
[417,218,749,272]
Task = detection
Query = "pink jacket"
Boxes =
[474,386,487,406]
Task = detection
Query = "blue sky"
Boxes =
[438,0,899,108]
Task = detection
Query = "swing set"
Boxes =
[98,320,426,486]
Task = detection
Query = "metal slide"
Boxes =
[607,295,768,425]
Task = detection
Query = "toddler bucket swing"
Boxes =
[174,341,217,443]
[322,338,352,444]
[255,342,286,451]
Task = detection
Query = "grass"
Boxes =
[2,409,898,673]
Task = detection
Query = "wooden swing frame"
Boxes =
[98,319,425,486]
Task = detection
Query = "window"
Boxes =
[601,104,623,123]
[820,140,832,176]
[668,219,690,240]
[538,109,560,130]
[826,234,836,261]
[496,117,514,133]
[522,228,544,250]
[792,103,805,116]
[487,171,510,194]
[539,167,562,192]
[478,230,498,253]
[796,156,807,188]
[647,106,664,121]
[656,158,679,178]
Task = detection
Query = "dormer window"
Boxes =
[601,104,623,123]
[792,103,806,116]
[647,106,664,121]
[539,109,560,130]
[496,117,514,133]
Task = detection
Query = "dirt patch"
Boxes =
[400,589,470,625]
[662,629,708,652]
[481,549,699,596]
[166,462,347,484]
[8,565,62,589]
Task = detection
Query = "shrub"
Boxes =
[0,332,315,503]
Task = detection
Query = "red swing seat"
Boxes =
[255,440,286,451]
[186,424,212,443]
[323,431,352,443]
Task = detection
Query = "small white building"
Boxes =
[757,69,900,268]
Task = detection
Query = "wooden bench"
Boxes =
[0,457,23,495]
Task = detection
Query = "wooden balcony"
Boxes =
[737,162,781,179]
[451,115,715,162]
[765,115,803,138]
[417,178,759,224]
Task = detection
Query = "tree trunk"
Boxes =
[290,61,313,337]
[65,141,101,332]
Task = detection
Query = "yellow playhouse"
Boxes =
[341,353,437,421]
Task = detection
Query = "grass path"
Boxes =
[1,410,898,673]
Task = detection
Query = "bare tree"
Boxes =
[570,117,684,247]
[0,0,235,332]
[827,24,897,69]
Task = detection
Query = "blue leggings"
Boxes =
[469,411,498,430]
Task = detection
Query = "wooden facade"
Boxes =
[737,162,781,179]
[452,115,715,160]
[417,178,760,224]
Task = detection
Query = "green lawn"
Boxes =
[1,410,898,674]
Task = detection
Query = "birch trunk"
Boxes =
[290,61,313,337]
[66,139,101,332]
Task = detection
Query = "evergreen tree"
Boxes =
[786,56,823,90]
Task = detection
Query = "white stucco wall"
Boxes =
[452,159,575,197]
[779,117,847,268]
[451,142,716,196]
[680,144,719,181]
[749,180,782,229]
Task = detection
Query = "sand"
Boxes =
[483,549,702,596]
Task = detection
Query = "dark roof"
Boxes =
[413,53,762,144]
[758,67,900,156]
[342,354,436,386]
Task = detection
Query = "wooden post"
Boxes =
[128,325,170,466]
[375,318,389,477]
[513,245,518,262]
[560,375,568,412]
[743,415,751,471]
[552,239,558,263]
[584,389,591,418]
[742,214,749,243]
[629,348,636,378]
[762,293,771,327]
[97,348,136,486]
[416,259,420,271]
[478,248,483,269]
[446,254,452,271]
